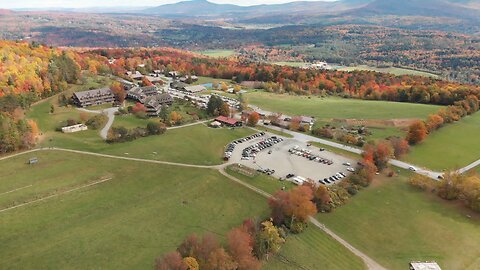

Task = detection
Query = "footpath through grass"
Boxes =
[405,112,480,171]
[316,173,480,270]
[0,151,269,270]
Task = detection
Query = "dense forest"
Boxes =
[0,40,106,153]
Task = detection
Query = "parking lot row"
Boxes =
[224,132,266,160]
[241,136,284,160]
[288,146,334,165]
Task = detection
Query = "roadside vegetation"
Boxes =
[405,112,480,170]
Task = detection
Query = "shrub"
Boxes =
[147,122,167,135]
[85,114,108,130]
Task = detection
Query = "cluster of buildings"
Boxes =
[73,84,174,117]
[242,109,315,130]
[301,61,333,70]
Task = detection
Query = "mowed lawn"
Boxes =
[405,112,480,171]
[99,125,254,165]
[264,227,366,270]
[316,174,480,270]
[0,151,269,269]
[245,92,440,120]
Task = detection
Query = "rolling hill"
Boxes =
[143,0,479,19]
[349,0,480,19]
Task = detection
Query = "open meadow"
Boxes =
[245,92,440,120]
[196,50,236,58]
[316,173,480,270]
[405,112,480,171]
[337,65,440,78]
[0,151,269,269]
[245,91,439,140]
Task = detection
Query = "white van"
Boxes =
[292,176,306,185]
[408,166,417,172]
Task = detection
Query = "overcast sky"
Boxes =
[1,0,335,9]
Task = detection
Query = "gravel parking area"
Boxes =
[228,132,357,186]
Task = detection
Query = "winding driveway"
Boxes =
[77,107,118,139]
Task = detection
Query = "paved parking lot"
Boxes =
[228,132,357,186]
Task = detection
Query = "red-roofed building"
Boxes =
[215,116,242,127]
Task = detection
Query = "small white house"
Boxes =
[62,124,88,133]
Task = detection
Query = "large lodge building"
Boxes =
[72,88,115,107]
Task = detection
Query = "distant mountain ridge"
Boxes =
[349,0,480,19]
[143,0,480,18]
[143,0,370,17]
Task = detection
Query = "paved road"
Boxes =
[77,107,118,139]
[262,121,444,180]
[457,159,480,174]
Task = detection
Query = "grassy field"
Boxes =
[338,65,439,78]
[224,167,366,270]
[316,173,480,270]
[0,151,270,269]
[196,50,236,58]
[193,76,234,86]
[245,92,440,120]
[264,226,366,270]
[245,92,439,140]
[272,61,306,67]
[405,112,480,171]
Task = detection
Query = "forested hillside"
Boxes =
[101,48,480,106]
[0,41,107,153]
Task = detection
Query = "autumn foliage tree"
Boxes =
[219,102,230,117]
[425,114,444,132]
[227,228,261,270]
[389,137,410,158]
[247,112,260,127]
[269,186,317,229]
[156,251,187,270]
[110,81,126,104]
[406,120,428,145]
[131,102,147,118]
[169,111,183,126]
